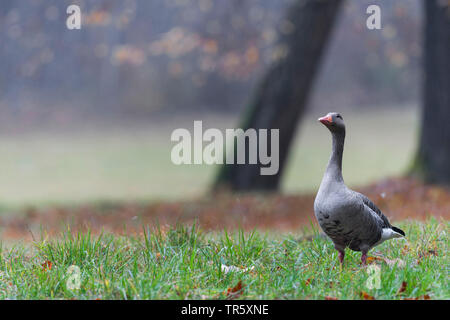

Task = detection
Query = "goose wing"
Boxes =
[353,191,391,228]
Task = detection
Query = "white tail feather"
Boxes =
[381,228,404,241]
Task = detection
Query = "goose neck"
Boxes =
[326,131,345,181]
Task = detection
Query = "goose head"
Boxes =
[318,112,345,134]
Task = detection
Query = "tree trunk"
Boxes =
[413,0,450,184]
[214,0,343,191]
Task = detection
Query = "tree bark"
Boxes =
[214,0,343,191]
[413,1,450,184]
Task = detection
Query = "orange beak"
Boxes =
[318,115,333,125]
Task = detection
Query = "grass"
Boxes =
[0,218,447,300]
[0,108,417,210]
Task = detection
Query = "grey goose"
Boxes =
[313,112,405,265]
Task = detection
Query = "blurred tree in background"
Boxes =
[215,0,343,191]
[0,0,421,126]
[413,0,450,185]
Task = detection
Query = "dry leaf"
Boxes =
[366,256,383,264]
[226,280,244,300]
[360,291,376,300]
[427,249,437,256]
[367,255,405,268]
[324,296,338,300]
[417,249,438,264]
[398,281,407,294]
[41,261,52,271]
[401,245,410,255]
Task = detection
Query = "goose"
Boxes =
[313,112,405,265]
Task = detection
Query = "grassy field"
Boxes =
[0,218,447,300]
[0,108,417,209]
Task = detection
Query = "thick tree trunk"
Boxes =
[214,0,343,191]
[413,1,450,184]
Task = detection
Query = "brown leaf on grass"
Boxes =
[174,285,185,298]
[366,256,383,264]
[401,245,410,255]
[398,281,407,294]
[226,280,244,300]
[305,278,312,286]
[367,255,405,268]
[41,261,52,271]
[360,291,376,300]
[417,249,438,264]
[324,296,338,300]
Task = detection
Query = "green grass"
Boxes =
[0,218,447,299]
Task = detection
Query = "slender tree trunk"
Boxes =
[413,0,450,184]
[214,0,343,191]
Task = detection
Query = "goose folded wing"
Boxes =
[354,191,391,228]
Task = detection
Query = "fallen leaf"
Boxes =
[226,281,244,299]
[417,249,438,264]
[366,256,383,264]
[360,291,376,300]
[305,278,312,286]
[401,245,410,255]
[42,261,52,271]
[368,255,405,268]
[398,281,407,294]
[324,296,338,300]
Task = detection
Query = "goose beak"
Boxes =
[318,115,333,125]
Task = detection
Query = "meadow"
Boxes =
[0,108,417,209]
[0,219,447,300]
[2,107,447,300]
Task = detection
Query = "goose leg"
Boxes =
[334,245,345,264]
[361,251,368,265]
[338,250,345,264]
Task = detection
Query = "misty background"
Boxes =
[1,0,421,125]
[0,0,423,207]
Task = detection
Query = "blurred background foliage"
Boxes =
[0,0,421,125]
[0,0,432,207]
